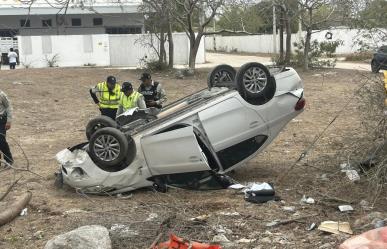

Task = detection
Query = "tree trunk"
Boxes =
[279,10,284,64]
[284,10,292,64]
[304,28,312,70]
[167,17,174,69]
[188,33,202,70]
[159,31,166,64]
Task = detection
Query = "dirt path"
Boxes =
[0,67,385,249]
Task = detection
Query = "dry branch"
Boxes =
[0,177,22,202]
[0,192,32,226]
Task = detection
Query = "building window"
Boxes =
[20,19,31,27]
[105,27,142,34]
[42,19,52,27]
[93,18,103,26]
[71,18,82,26]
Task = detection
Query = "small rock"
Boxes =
[44,225,111,249]
[175,70,184,79]
[145,213,158,221]
[354,212,384,227]
[33,230,44,240]
[359,200,372,210]
[283,206,296,212]
[212,234,230,243]
[260,237,272,243]
[236,238,256,243]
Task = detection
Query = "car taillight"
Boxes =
[295,97,306,111]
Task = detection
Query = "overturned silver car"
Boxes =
[56,63,305,194]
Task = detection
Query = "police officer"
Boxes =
[0,90,13,167]
[90,76,121,120]
[116,82,146,117]
[138,73,167,109]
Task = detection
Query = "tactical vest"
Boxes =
[139,82,162,108]
[97,82,121,109]
[119,91,142,111]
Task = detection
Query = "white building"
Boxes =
[0,0,144,37]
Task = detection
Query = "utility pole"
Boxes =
[273,4,277,54]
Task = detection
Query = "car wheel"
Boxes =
[371,60,380,73]
[86,116,118,140]
[236,62,276,105]
[89,127,129,169]
[207,64,236,89]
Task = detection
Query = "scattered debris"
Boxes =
[153,234,221,249]
[20,208,28,216]
[228,183,245,190]
[283,206,296,212]
[300,195,315,204]
[340,163,360,182]
[0,192,32,226]
[116,193,133,199]
[338,205,354,212]
[244,182,276,204]
[339,227,387,249]
[44,225,111,249]
[146,213,159,221]
[318,221,353,235]
[307,223,317,231]
[190,214,210,222]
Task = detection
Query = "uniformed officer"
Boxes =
[116,82,146,117]
[138,73,167,109]
[90,76,121,120]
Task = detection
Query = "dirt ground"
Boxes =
[0,67,386,249]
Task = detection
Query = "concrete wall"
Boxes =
[205,28,380,54]
[17,33,206,68]
[0,13,144,36]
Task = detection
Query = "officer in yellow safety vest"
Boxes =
[116,82,146,117]
[89,75,121,120]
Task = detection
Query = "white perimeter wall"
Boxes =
[17,33,205,68]
[205,28,381,54]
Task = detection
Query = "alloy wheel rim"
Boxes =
[93,134,121,161]
[243,67,268,93]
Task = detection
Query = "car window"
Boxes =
[216,135,268,170]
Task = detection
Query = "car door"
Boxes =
[141,126,211,175]
[198,97,268,152]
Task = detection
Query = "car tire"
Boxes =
[236,62,276,105]
[207,64,236,89]
[371,60,380,73]
[89,127,129,169]
[86,116,118,140]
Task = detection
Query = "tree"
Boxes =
[169,0,225,70]
[295,0,337,70]
[141,0,175,68]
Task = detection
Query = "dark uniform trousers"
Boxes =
[0,115,13,164]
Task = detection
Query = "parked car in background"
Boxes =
[371,45,387,73]
[56,63,305,194]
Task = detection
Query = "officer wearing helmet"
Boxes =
[89,75,121,120]
[116,82,146,117]
[138,72,167,109]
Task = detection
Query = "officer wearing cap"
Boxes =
[116,82,146,117]
[138,72,167,109]
[89,75,121,120]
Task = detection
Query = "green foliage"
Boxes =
[139,56,168,71]
[292,39,342,68]
[344,52,373,61]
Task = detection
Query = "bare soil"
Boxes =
[0,67,385,249]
